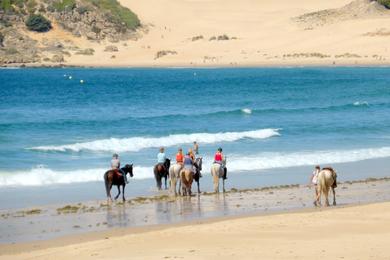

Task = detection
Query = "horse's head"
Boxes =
[164,158,171,170]
[195,157,202,171]
[124,164,134,177]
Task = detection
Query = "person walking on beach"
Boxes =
[310,165,321,203]
[111,153,128,183]
[193,141,199,155]
[214,147,227,179]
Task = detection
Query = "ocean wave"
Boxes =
[28,128,280,153]
[0,165,153,187]
[3,146,390,187]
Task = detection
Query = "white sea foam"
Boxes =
[3,146,390,187]
[353,101,369,106]
[0,165,153,187]
[29,128,280,153]
[241,108,252,114]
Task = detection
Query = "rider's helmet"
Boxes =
[112,153,119,158]
[218,147,222,152]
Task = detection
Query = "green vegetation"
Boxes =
[87,0,140,30]
[52,0,76,12]
[25,14,52,32]
[0,0,12,11]
[0,32,4,47]
[378,0,390,8]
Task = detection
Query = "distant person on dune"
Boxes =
[193,141,199,155]
[111,153,128,183]
[310,165,321,203]
[214,147,227,179]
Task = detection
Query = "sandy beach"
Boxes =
[1,177,390,259]
[1,200,390,259]
[9,0,390,67]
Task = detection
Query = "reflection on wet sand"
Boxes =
[1,177,390,243]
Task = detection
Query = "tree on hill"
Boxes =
[25,14,52,32]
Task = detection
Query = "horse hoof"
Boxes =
[333,202,337,206]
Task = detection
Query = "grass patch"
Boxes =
[87,0,140,30]
[57,205,80,214]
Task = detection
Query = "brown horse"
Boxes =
[154,158,170,190]
[180,168,193,196]
[104,164,133,202]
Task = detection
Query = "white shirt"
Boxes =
[312,169,320,184]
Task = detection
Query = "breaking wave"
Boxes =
[3,146,390,187]
[29,128,280,153]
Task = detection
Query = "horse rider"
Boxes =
[183,152,194,173]
[214,147,227,179]
[157,147,167,170]
[176,147,184,166]
[310,165,321,204]
[111,153,128,183]
[193,141,199,155]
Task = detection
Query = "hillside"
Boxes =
[2,0,390,67]
[0,0,140,65]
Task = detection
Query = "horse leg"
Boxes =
[332,187,336,206]
[114,185,120,200]
[164,176,168,190]
[108,184,113,202]
[122,185,126,202]
[325,187,330,207]
[213,174,218,193]
[197,180,200,194]
[223,178,225,193]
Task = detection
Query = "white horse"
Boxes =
[211,160,226,193]
[169,163,183,196]
[316,167,337,207]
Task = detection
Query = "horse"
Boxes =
[211,160,226,193]
[316,167,337,207]
[154,158,170,190]
[180,167,193,196]
[104,164,134,202]
[169,163,183,196]
[193,157,203,194]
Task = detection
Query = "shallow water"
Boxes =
[1,178,389,243]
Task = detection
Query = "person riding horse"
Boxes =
[111,153,128,184]
[214,147,227,179]
[154,147,170,190]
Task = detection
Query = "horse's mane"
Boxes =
[322,167,334,173]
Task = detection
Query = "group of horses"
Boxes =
[103,160,338,208]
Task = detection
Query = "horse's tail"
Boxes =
[318,171,327,197]
[104,171,110,198]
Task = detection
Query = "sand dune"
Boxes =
[41,0,388,67]
[1,202,390,259]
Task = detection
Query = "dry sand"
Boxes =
[1,202,390,259]
[30,0,390,67]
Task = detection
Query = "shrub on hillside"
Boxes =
[0,32,4,47]
[378,0,390,8]
[25,14,52,32]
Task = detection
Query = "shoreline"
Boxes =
[0,200,382,256]
[1,176,389,249]
[1,201,390,259]
[3,62,390,69]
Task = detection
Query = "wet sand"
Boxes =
[0,177,389,254]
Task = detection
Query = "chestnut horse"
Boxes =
[104,164,133,202]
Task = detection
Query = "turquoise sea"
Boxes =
[1,67,390,208]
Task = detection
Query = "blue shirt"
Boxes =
[157,152,166,163]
